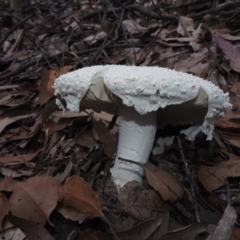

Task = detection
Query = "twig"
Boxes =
[1,13,34,27]
[55,0,74,14]
[0,14,32,46]
[177,136,190,175]
[80,4,177,22]
[206,205,236,240]
[165,0,210,10]
[87,39,111,66]
[0,56,45,82]
[0,43,148,82]
[177,136,200,222]
[226,179,231,205]
[189,1,240,19]
[191,171,201,222]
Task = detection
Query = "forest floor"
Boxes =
[0,0,240,239]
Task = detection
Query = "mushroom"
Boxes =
[54,65,231,188]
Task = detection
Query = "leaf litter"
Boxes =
[0,0,240,239]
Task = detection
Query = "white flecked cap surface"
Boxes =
[53,65,232,141]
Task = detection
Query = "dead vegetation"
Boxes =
[1,0,240,239]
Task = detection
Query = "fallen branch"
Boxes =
[206,205,236,240]
[0,14,32,46]
[189,1,240,19]
[80,4,177,22]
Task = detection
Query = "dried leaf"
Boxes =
[70,41,88,53]
[219,132,240,149]
[102,21,118,39]
[177,16,195,36]
[206,205,236,240]
[81,232,100,240]
[0,150,40,165]
[0,113,35,134]
[97,218,162,240]
[122,19,147,35]
[43,118,70,135]
[119,181,164,221]
[0,176,16,192]
[213,31,240,41]
[0,193,9,230]
[213,33,240,73]
[233,228,240,240]
[7,215,55,240]
[93,120,117,158]
[144,162,184,201]
[56,204,90,224]
[160,223,214,240]
[0,167,34,178]
[198,159,240,192]
[0,175,59,226]
[39,66,74,105]
[60,176,104,219]
[83,31,107,45]
[215,117,240,130]
[0,227,25,240]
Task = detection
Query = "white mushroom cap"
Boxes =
[54,65,231,141]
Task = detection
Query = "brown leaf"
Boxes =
[177,16,195,36]
[60,176,104,219]
[0,167,34,178]
[43,118,70,135]
[219,132,240,149]
[0,113,35,135]
[198,159,240,192]
[144,162,184,201]
[39,65,74,105]
[206,205,236,240]
[83,32,107,45]
[97,218,162,240]
[0,150,40,165]
[81,232,100,240]
[8,128,34,141]
[0,175,59,226]
[56,204,90,224]
[233,228,240,240]
[213,33,240,73]
[119,181,164,221]
[70,41,88,53]
[0,92,31,107]
[7,215,55,240]
[0,193,9,230]
[102,21,118,39]
[215,118,240,130]
[160,223,214,240]
[0,227,26,239]
[93,120,117,158]
[7,115,42,143]
[122,19,148,35]
[0,176,16,192]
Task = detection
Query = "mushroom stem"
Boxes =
[110,104,157,188]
